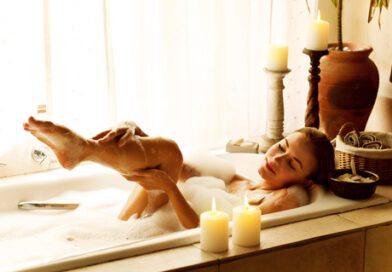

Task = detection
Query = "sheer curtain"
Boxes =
[0,0,273,176]
[108,0,271,153]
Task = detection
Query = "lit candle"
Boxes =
[266,44,289,72]
[232,195,261,247]
[200,197,229,253]
[305,10,330,51]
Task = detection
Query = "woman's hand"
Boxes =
[91,121,148,147]
[124,169,174,191]
[126,169,200,229]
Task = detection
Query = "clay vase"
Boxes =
[318,43,379,140]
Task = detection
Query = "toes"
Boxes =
[23,122,31,131]
[27,116,56,132]
[28,116,35,123]
[26,116,37,129]
[27,116,46,130]
[23,121,39,132]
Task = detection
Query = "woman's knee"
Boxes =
[160,140,183,181]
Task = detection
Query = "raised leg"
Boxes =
[23,117,183,176]
[24,116,183,219]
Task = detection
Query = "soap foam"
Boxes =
[0,173,239,270]
[184,152,236,184]
[0,187,181,270]
[178,176,241,219]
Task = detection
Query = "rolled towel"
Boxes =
[344,131,360,147]
[359,133,377,145]
[343,131,384,149]
[362,141,383,149]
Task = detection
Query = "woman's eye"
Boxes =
[288,160,295,170]
[278,144,284,152]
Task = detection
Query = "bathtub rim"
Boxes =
[1,155,390,272]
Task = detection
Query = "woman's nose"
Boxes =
[272,152,287,163]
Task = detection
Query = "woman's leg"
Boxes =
[118,185,148,219]
[23,117,183,175]
[117,184,170,220]
[23,117,148,172]
[23,117,183,219]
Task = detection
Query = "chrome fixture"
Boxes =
[31,146,57,165]
[18,201,79,210]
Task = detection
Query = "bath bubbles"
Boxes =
[184,152,236,184]
[178,176,241,219]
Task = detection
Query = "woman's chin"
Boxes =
[258,167,270,180]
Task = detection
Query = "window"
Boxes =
[0,0,311,177]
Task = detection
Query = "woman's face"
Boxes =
[258,132,318,189]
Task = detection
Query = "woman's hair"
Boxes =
[295,127,335,185]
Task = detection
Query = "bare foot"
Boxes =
[23,116,87,169]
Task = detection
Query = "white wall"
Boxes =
[283,0,392,133]
[275,0,329,132]
[276,0,318,132]
[341,0,392,97]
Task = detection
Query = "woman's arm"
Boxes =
[126,169,199,229]
[163,181,199,229]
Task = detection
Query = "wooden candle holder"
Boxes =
[258,68,291,153]
[302,48,329,128]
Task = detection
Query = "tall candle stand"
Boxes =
[258,68,291,153]
[389,64,392,83]
[302,48,329,128]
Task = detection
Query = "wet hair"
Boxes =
[295,127,335,186]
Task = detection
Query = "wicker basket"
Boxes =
[335,123,392,185]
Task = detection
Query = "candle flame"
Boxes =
[211,196,216,211]
[243,195,249,207]
[317,10,321,21]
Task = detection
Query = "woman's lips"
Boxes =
[265,159,276,175]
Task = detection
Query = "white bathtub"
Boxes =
[0,153,389,272]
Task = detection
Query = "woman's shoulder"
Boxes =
[285,184,310,206]
[286,184,307,192]
[256,185,309,214]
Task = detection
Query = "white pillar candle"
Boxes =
[200,197,229,253]
[232,196,261,247]
[305,10,330,51]
[266,45,289,72]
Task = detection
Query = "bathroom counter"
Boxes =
[68,185,392,272]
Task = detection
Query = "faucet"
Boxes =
[31,145,57,166]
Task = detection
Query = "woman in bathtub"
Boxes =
[23,116,334,229]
